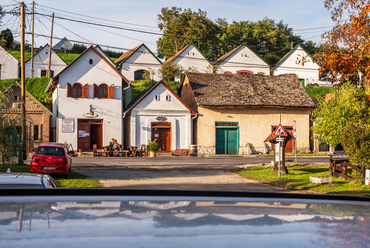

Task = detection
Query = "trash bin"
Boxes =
[189,145,197,157]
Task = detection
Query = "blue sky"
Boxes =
[1,0,334,55]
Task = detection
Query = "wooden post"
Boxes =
[47,13,54,78]
[30,1,35,78]
[20,2,27,161]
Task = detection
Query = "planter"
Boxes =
[309,176,332,184]
[149,151,157,157]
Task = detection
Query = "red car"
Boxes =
[30,143,72,179]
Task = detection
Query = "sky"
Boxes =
[1,0,334,56]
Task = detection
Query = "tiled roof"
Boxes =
[184,72,315,108]
[114,44,142,65]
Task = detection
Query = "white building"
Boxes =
[164,43,212,75]
[214,44,270,75]
[115,43,162,81]
[25,44,67,78]
[124,80,195,153]
[45,45,130,150]
[0,46,19,79]
[273,45,327,86]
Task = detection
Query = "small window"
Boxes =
[89,59,93,65]
[166,95,171,101]
[98,84,108,98]
[73,84,83,98]
[33,125,39,140]
[13,95,20,102]
[155,95,160,101]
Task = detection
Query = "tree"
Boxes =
[158,62,183,81]
[157,7,217,60]
[71,43,87,54]
[311,83,370,147]
[0,29,14,48]
[316,1,370,85]
[0,6,4,25]
[0,88,21,163]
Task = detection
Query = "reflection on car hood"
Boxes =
[0,192,369,248]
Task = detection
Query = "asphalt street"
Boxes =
[70,156,330,192]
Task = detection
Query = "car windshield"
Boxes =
[36,147,65,156]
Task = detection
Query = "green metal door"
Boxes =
[215,123,239,154]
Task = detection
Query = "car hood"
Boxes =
[0,190,369,248]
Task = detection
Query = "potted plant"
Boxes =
[147,139,159,157]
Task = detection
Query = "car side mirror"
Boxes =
[33,148,37,152]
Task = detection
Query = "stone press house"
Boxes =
[180,72,315,156]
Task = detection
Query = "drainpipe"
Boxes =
[122,80,131,148]
[191,113,198,145]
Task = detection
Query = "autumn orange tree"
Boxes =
[316,0,370,85]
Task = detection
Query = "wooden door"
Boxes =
[90,124,102,149]
[216,128,239,154]
[151,123,171,151]
[78,122,90,150]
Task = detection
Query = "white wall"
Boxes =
[129,83,191,150]
[217,46,271,75]
[120,45,162,81]
[25,45,67,78]
[0,47,19,79]
[274,46,320,86]
[172,45,211,73]
[53,48,123,149]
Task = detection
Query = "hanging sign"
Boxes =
[273,124,288,136]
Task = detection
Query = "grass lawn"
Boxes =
[236,165,370,195]
[0,164,101,188]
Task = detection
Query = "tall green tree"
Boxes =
[0,28,14,48]
[157,7,216,60]
[0,88,21,163]
[311,83,370,147]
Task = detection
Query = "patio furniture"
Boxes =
[93,144,102,157]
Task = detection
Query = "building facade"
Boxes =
[180,73,315,156]
[124,81,194,153]
[46,45,130,150]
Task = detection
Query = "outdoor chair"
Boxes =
[93,144,102,157]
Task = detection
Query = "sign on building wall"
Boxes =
[62,118,75,133]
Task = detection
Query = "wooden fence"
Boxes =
[328,155,366,182]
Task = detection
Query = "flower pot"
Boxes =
[149,151,157,157]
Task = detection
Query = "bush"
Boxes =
[147,139,159,152]
[340,122,370,169]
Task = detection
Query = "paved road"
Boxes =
[72,156,329,192]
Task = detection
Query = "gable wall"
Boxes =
[217,46,270,75]
[128,84,191,150]
[25,46,67,78]
[173,46,211,73]
[120,46,162,81]
[274,47,320,85]
[0,48,19,79]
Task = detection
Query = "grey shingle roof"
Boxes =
[185,72,315,108]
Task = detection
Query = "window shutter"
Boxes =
[83,84,89,98]
[67,83,72,97]
[109,84,115,99]
[93,84,98,98]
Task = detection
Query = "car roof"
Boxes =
[0,173,45,185]
[38,142,65,148]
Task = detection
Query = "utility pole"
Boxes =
[20,2,27,161]
[47,13,54,78]
[30,1,34,78]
